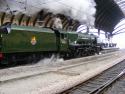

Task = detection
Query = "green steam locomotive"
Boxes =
[0,23,101,65]
[0,11,103,65]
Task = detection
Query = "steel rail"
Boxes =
[60,59,125,94]
[89,69,125,94]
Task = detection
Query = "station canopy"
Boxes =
[0,0,125,35]
[94,0,125,35]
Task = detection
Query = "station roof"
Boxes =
[41,0,125,34]
[94,0,124,34]
[0,0,125,35]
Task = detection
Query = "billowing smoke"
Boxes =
[0,0,96,26]
[37,54,64,67]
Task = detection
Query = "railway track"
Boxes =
[60,60,125,94]
[0,50,125,94]
[104,73,125,94]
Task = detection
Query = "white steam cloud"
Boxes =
[0,0,96,26]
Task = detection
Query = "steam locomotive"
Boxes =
[0,11,117,65]
[0,23,101,65]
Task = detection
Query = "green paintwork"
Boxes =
[60,33,68,51]
[67,32,96,46]
[67,32,78,43]
[0,25,96,55]
[1,25,68,53]
[77,33,92,43]
[67,32,92,43]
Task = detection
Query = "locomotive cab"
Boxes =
[52,28,68,53]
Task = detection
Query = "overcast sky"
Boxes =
[112,19,125,49]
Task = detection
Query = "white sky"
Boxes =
[112,34,125,49]
[112,18,125,49]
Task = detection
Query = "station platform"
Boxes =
[0,50,125,94]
